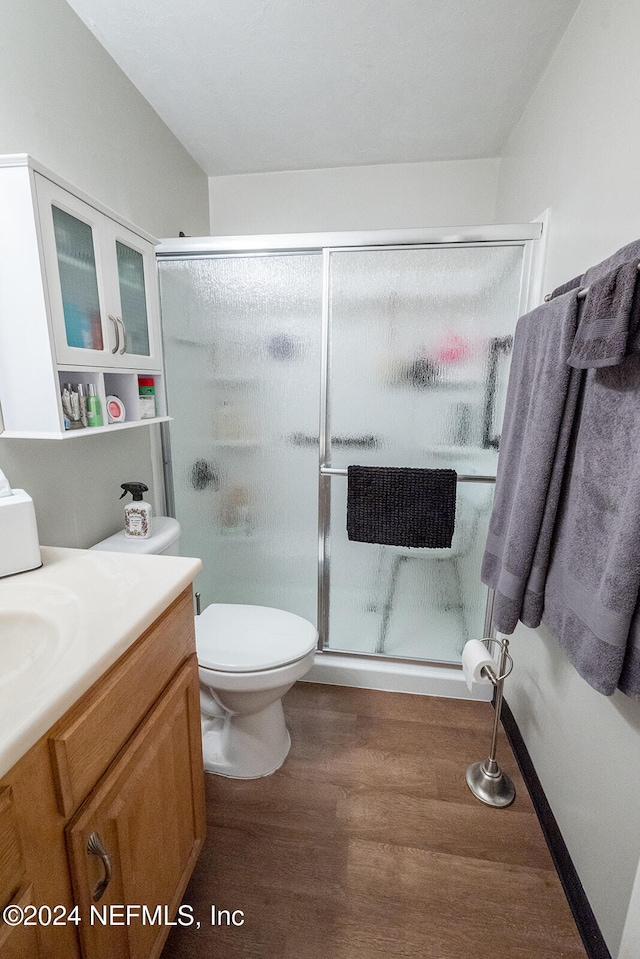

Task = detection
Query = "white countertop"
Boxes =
[0,546,202,779]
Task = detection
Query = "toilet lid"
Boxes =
[196,604,318,672]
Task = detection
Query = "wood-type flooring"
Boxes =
[161,681,587,959]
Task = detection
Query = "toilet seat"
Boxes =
[195,603,318,672]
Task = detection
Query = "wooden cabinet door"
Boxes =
[0,884,45,959]
[66,657,206,959]
[0,789,45,958]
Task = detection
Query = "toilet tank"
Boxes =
[90,516,181,555]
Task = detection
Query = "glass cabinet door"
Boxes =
[37,175,113,364]
[36,174,112,366]
[107,222,161,369]
[35,174,161,371]
[51,205,104,351]
[116,241,149,355]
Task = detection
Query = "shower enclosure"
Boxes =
[157,226,541,671]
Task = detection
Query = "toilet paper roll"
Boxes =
[461,639,497,692]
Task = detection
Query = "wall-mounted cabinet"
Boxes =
[0,155,169,438]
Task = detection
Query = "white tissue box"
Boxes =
[0,489,42,577]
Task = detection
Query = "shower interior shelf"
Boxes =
[210,375,257,384]
[211,439,261,447]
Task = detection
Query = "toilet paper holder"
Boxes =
[466,636,516,808]
[478,637,513,686]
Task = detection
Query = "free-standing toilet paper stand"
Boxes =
[466,637,516,808]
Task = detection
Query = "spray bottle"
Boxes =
[120,482,152,538]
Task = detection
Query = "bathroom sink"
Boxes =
[0,545,202,781]
[0,586,79,693]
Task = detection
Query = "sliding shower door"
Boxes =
[158,232,532,665]
[158,254,323,623]
[322,245,525,662]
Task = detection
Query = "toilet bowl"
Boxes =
[90,517,318,780]
[196,603,318,778]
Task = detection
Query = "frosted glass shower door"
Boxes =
[323,245,525,662]
[158,254,322,623]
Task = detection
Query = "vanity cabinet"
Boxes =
[0,587,206,959]
[0,154,168,438]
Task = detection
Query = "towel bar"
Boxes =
[544,260,640,301]
[320,466,496,483]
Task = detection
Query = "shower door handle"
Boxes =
[482,336,512,450]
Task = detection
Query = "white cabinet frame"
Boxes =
[0,155,168,438]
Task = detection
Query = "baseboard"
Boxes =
[500,698,612,959]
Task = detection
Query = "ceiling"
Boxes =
[64,0,580,177]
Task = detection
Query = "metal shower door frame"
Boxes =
[157,224,543,663]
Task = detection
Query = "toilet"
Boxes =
[196,603,317,778]
[91,517,318,779]
[90,515,182,555]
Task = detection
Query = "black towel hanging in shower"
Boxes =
[346,466,457,548]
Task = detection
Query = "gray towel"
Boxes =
[481,289,581,632]
[346,466,457,548]
[542,354,640,698]
[549,274,583,299]
[619,608,640,699]
[567,261,640,368]
[580,239,640,285]
[546,240,640,302]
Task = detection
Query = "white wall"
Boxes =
[495,0,640,954]
[497,0,640,291]
[0,0,208,239]
[0,0,209,548]
[619,862,640,959]
[208,158,500,235]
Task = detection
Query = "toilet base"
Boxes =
[201,698,292,779]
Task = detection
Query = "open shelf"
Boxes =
[1,416,172,440]
[0,368,167,439]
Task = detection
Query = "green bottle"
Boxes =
[86,383,103,427]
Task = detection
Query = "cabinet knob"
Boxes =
[108,315,120,355]
[87,831,112,902]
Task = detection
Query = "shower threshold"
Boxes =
[303,649,492,700]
